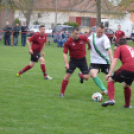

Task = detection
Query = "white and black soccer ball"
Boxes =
[92,92,103,102]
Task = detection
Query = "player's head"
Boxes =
[72,27,80,41]
[16,23,19,27]
[118,25,121,31]
[117,38,127,46]
[96,25,104,38]
[39,25,45,35]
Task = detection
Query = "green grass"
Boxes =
[0,38,134,134]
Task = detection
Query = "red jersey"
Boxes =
[28,32,47,52]
[114,45,134,72]
[115,30,125,43]
[63,35,89,59]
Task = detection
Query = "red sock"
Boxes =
[40,64,47,77]
[79,72,83,78]
[124,86,131,107]
[107,81,115,100]
[61,79,69,95]
[18,65,31,75]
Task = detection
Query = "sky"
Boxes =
[108,0,122,6]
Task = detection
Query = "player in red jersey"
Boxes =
[102,38,134,108]
[59,27,91,97]
[113,25,125,50]
[16,25,53,80]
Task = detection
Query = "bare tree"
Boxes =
[12,0,35,26]
[0,0,2,30]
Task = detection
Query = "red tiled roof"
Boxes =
[12,0,116,13]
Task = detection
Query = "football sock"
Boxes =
[61,79,69,95]
[93,77,107,91]
[79,73,83,78]
[107,81,115,100]
[18,65,32,75]
[124,86,131,107]
[40,64,47,77]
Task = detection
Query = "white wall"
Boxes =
[14,10,68,28]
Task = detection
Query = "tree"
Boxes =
[12,0,35,26]
[0,0,2,30]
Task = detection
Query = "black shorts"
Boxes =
[89,63,110,74]
[112,69,134,85]
[31,51,41,62]
[66,57,89,74]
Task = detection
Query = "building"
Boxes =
[0,0,125,32]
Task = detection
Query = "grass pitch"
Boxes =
[0,39,134,134]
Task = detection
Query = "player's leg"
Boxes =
[122,82,132,108]
[38,57,53,80]
[78,57,89,83]
[60,58,76,97]
[89,64,107,94]
[102,77,115,107]
[60,73,71,97]
[16,61,35,77]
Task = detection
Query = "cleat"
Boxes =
[78,72,83,84]
[16,73,21,77]
[102,100,115,107]
[101,90,108,96]
[122,105,132,108]
[44,75,53,80]
[59,94,64,97]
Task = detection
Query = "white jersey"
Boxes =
[88,33,111,64]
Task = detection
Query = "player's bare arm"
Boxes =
[63,53,69,69]
[27,39,33,54]
[108,48,113,62]
[106,58,118,81]
[87,40,91,50]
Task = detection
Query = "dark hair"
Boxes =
[39,25,45,29]
[118,38,127,46]
[98,25,104,29]
[72,27,80,32]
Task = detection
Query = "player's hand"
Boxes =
[29,49,33,54]
[42,52,45,57]
[65,63,69,69]
[106,74,111,81]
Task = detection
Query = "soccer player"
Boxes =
[102,38,133,108]
[113,25,125,50]
[59,27,90,97]
[86,25,113,95]
[16,25,53,80]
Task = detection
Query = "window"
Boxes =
[38,13,42,18]
[81,17,90,27]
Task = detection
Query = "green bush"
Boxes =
[14,18,21,25]
[33,21,39,25]
[63,22,79,27]
[57,23,62,25]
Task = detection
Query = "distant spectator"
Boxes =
[13,23,20,46]
[131,27,134,45]
[53,31,63,47]
[61,30,65,39]
[21,22,28,46]
[63,31,69,43]
[3,21,12,46]
[0,32,2,40]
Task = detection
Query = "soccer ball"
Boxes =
[92,92,103,102]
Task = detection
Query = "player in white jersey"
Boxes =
[89,25,113,95]
[79,25,113,95]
